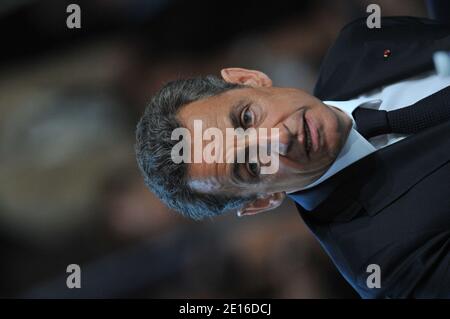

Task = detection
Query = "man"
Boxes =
[136,16,450,298]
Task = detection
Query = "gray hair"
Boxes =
[135,75,255,220]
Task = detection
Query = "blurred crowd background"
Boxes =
[0,0,428,298]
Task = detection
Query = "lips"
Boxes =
[303,112,312,158]
[304,117,312,156]
[303,110,322,157]
[306,112,321,155]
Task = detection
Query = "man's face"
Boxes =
[177,68,351,214]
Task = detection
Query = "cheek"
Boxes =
[260,162,319,189]
[317,106,342,147]
[257,166,292,192]
[316,103,336,128]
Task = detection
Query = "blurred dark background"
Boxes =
[0,0,427,298]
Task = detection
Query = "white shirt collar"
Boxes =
[324,99,365,119]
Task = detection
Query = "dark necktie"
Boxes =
[353,85,450,139]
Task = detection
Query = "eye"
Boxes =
[240,105,254,128]
[246,161,260,177]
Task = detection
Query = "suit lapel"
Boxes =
[314,17,450,101]
[355,120,450,216]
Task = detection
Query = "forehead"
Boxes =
[175,87,252,194]
[177,87,251,123]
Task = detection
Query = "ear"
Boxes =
[237,192,286,217]
[221,67,272,87]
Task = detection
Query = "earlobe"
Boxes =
[220,68,272,87]
[237,192,286,217]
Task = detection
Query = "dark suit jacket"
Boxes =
[289,17,450,298]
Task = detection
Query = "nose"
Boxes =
[245,122,292,156]
[272,115,298,156]
[269,124,291,156]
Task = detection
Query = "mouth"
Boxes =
[303,113,313,157]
